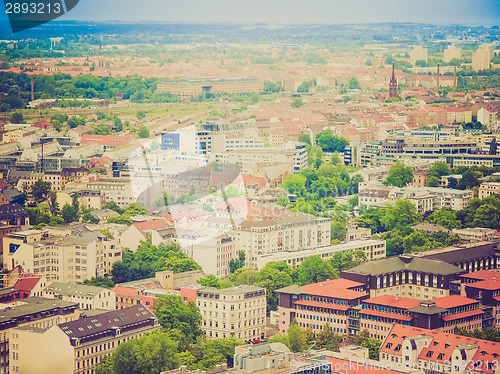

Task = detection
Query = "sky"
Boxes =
[57,0,499,26]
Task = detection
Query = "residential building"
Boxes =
[276,279,368,336]
[196,285,266,340]
[340,255,466,299]
[472,48,492,71]
[412,223,449,235]
[409,46,428,65]
[10,304,158,374]
[43,282,116,310]
[0,297,80,374]
[9,231,121,282]
[80,134,137,152]
[256,239,386,271]
[2,229,45,269]
[235,213,332,269]
[443,44,462,62]
[452,227,496,242]
[478,181,500,199]
[380,324,500,374]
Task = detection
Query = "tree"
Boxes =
[291,98,304,108]
[317,323,343,350]
[30,179,51,200]
[355,329,382,360]
[288,319,302,352]
[381,199,420,231]
[427,175,440,187]
[490,137,498,155]
[47,190,60,215]
[425,208,461,230]
[102,201,125,214]
[137,110,146,119]
[429,162,451,179]
[95,355,113,374]
[457,169,480,190]
[256,262,294,311]
[61,204,79,223]
[315,129,349,153]
[296,256,338,285]
[298,134,311,145]
[330,250,367,272]
[281,174,307,196]
[348,76,360,90]
[83,277,115,288]
[230,267,258,286]
[67,116,85,128]
[154,294,203,343]
[383,162,414,187]
[10,111,24,123]
[138,125,150,138]
[112,332,180,374]
[229,250,245,273]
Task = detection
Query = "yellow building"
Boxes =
[10,304,158,374]
[0,297,80,374]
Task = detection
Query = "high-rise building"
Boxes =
[472,48,492,71]
[443,44,462,62]
[410,46,428,65]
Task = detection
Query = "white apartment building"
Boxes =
[43,282,116,310]
[8,232,121,283]
[255,239,386,270]
[234,213,331,269]
[207,142,308,174]
[196,285,266,341]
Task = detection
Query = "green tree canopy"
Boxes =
[383,162,414,188]
[381,199,420,231]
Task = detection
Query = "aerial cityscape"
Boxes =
[0,1,498,374]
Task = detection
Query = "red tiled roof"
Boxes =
[360,309,412,322]
[460,270,500,281]
[13,275,42,292]
[432,295,479,309]
[113,286,138,297]
[133,219,171,233]
[81,134,134,146]
[302,279,367,300]
[442,309,484,322]
[381,324,500,372]
[494,296,500,302]
[294,300,349,311]
[466,278,500,291]
[364,295,420,310]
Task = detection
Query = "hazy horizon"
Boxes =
[58,0,499,26]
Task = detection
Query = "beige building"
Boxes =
[234,213,332,269]
[451,227,496,242]
[478,107,498,125]
[443,44,462,62]
[207,142,308,174]
[9,231,121,282]
[410,46,428,65]
[43,282,116,310]
[2,230,45,268]
[157,78,264,98]
[478,181,500,199]
[472,48,492,71]
[0,297,80,374]
[10,304,158,374]
[196,285,266,341]
[256,239,386,270]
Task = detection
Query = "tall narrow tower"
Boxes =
[389,64,398,98]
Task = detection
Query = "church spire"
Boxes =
[389,64,398,98]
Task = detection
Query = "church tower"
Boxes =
[389,64,398,98]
